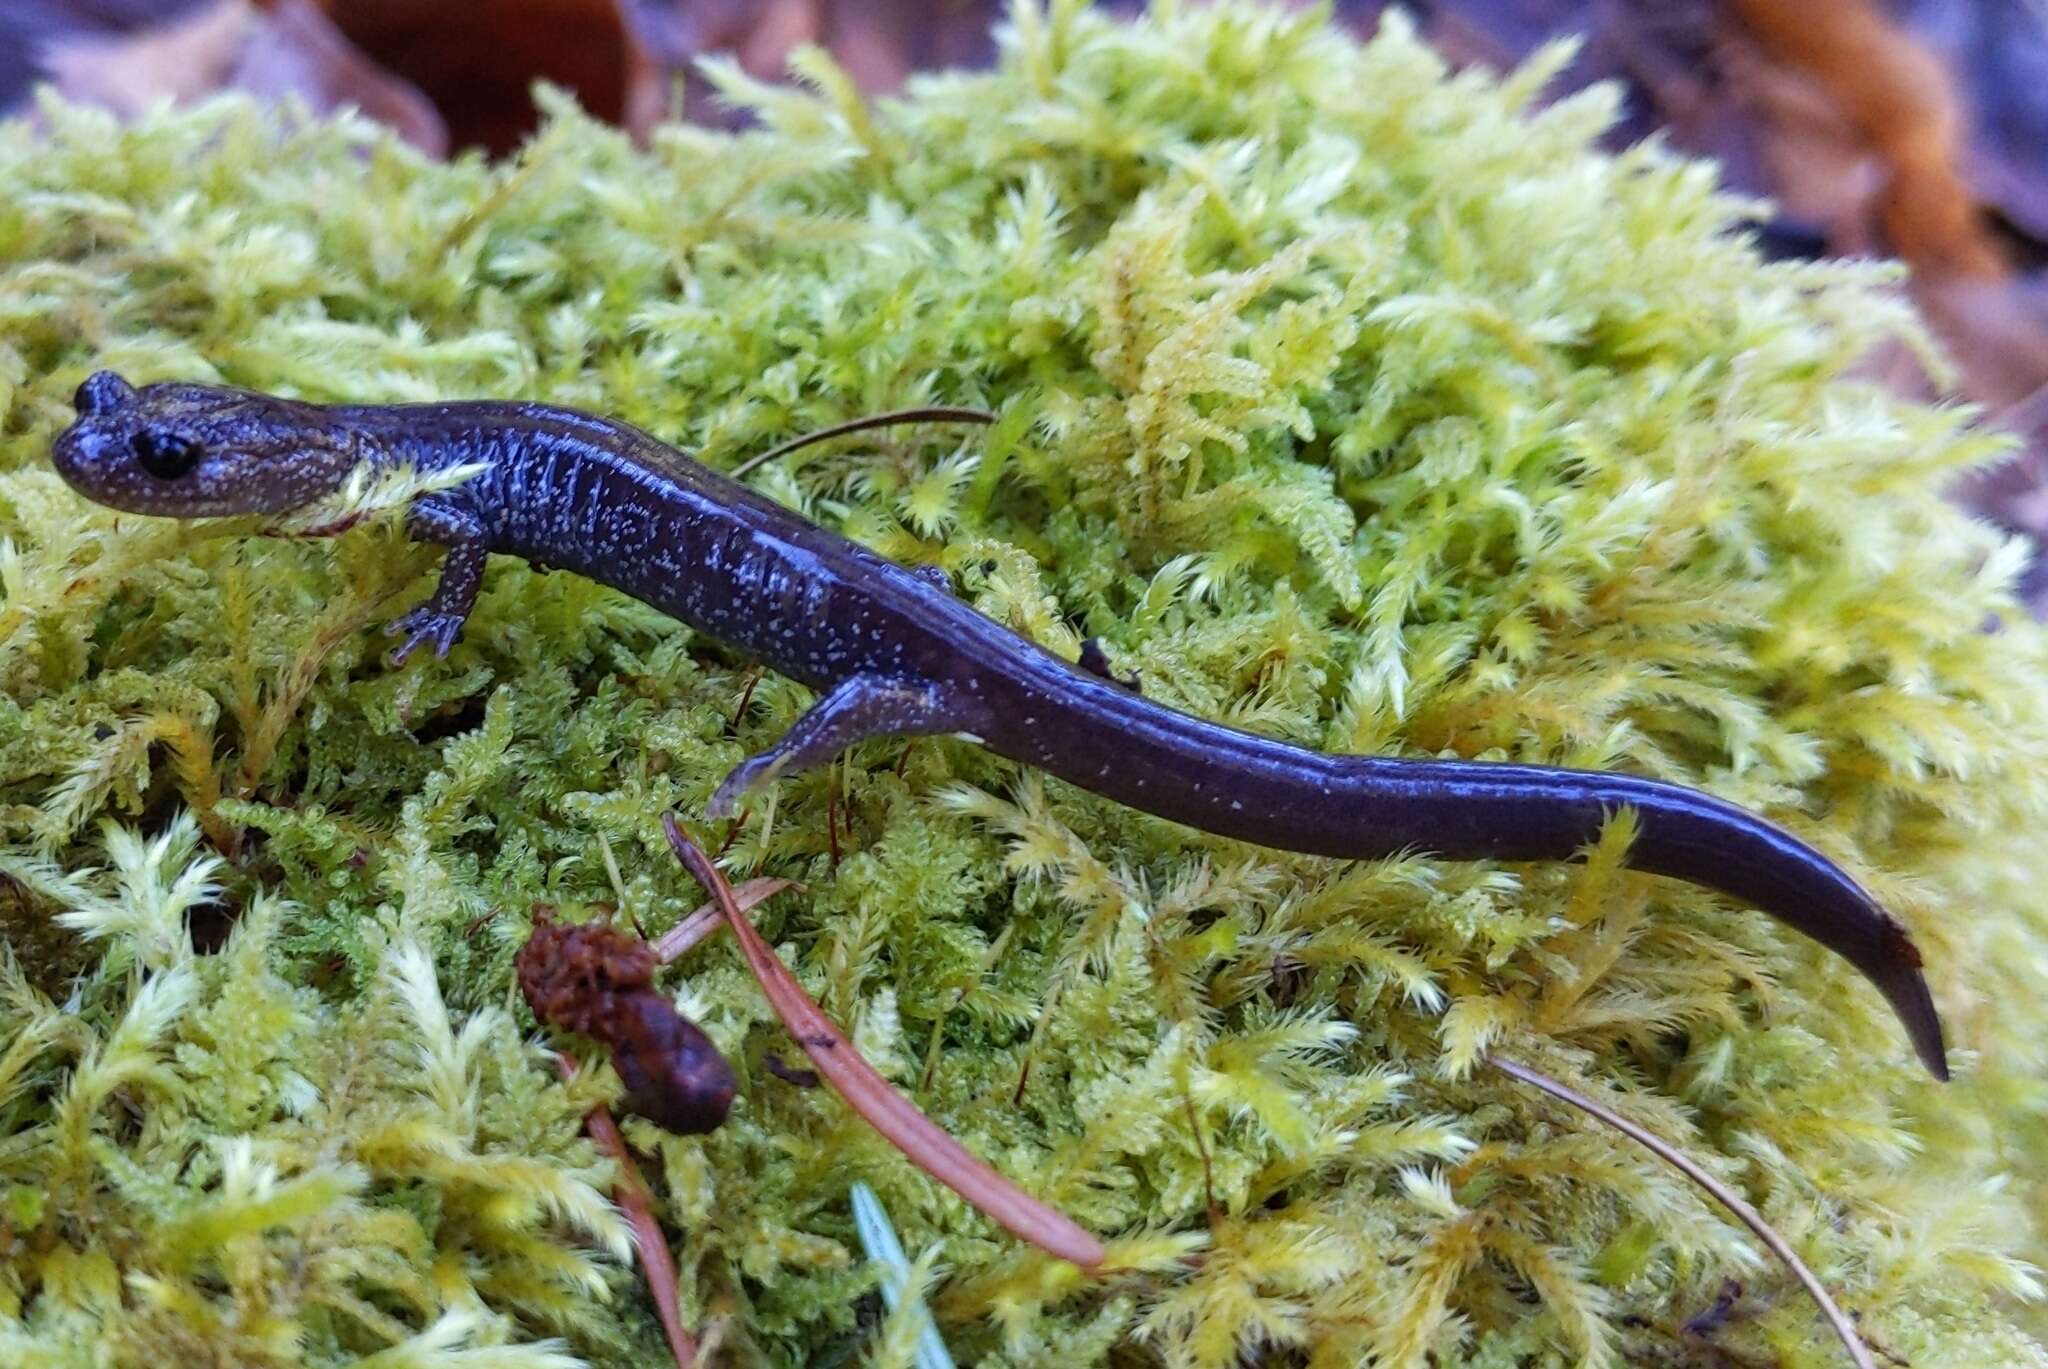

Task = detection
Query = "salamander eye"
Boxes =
[131,430,203,480]
[75,371,138,416]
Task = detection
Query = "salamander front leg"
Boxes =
[708,674,982,819]
[389,497,488,665]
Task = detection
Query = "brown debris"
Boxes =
[36,0,254,118]
[305,0,664,154]
[661,813,1108,1269]
[517,909,737,1135]
[31,0,665,155]
[553,1052,699,1369]
[1731,0,2006,281]
[234,0,447,155]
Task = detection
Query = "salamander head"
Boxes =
[52,371,361,516]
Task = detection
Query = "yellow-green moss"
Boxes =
[2,3,2046,1365]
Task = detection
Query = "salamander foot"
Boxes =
[387,608,466,664]
[707,673,985,819]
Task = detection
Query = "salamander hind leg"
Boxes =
[707,674,984,819]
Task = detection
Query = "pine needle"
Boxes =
[728,407,997,480]
[553,1053,696,1369]
[661,813,1106,1269]
[1486,1053,1876,1369]
[653,877,794,963]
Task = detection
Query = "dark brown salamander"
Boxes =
[50,371,1950,1078]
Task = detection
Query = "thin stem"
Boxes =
[1485,1053,1875,1369]
[653,876,792,963]
[1180,1085,1221,1231]
[728,406,997,479]
[554,1053,696,1369]
[662,813,1106,1269]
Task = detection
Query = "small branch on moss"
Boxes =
[653,877,792,963]
[1179,1083,1221,1232]
[728,406,997,480]
[1485,1053,1876,1369]
[731,668,764,727]
[826,771,843,869]
[661,813,1107,1270]
[553,1053,696,1369]
[153,714,237,857]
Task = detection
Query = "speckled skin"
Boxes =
[51,372,1950,1079]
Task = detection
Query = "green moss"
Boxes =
[2,3,2045,1364]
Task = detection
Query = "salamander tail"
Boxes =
[1620,785,1950,1080]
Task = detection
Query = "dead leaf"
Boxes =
[39,0,252,115]
[1731,0,2006,279]
[232,0,445,155]
[308,0,666,154]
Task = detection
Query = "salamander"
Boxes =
[49,370,1950,1079]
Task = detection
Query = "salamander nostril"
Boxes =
[74,370,137,417]
[131,429,202,479]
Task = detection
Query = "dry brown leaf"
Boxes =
[1717,23,1889,258]
[1732,0,2006,280]
[309,0,666,153]
[38,0,667,154]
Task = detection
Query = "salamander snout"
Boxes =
[53,375,215,514]
[51,370,362,517]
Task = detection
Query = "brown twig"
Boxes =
[234,582,412,795]
[713,804,754,858]
[553,1053,696,1369]
[728,406,997,480]
[661,813,1107,1269]
[730,668,763,729]
[653,877,793,963]
[1485,1054,1876,1369]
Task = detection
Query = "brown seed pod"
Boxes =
[517,909,736,1135]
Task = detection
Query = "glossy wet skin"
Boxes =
[47,370,1952,1080]
[53,372,363,517]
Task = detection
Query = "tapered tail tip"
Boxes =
[1878,946,1949,1081]
[1905,987,1950,1082]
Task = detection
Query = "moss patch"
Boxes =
[2,3,2045,1364]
